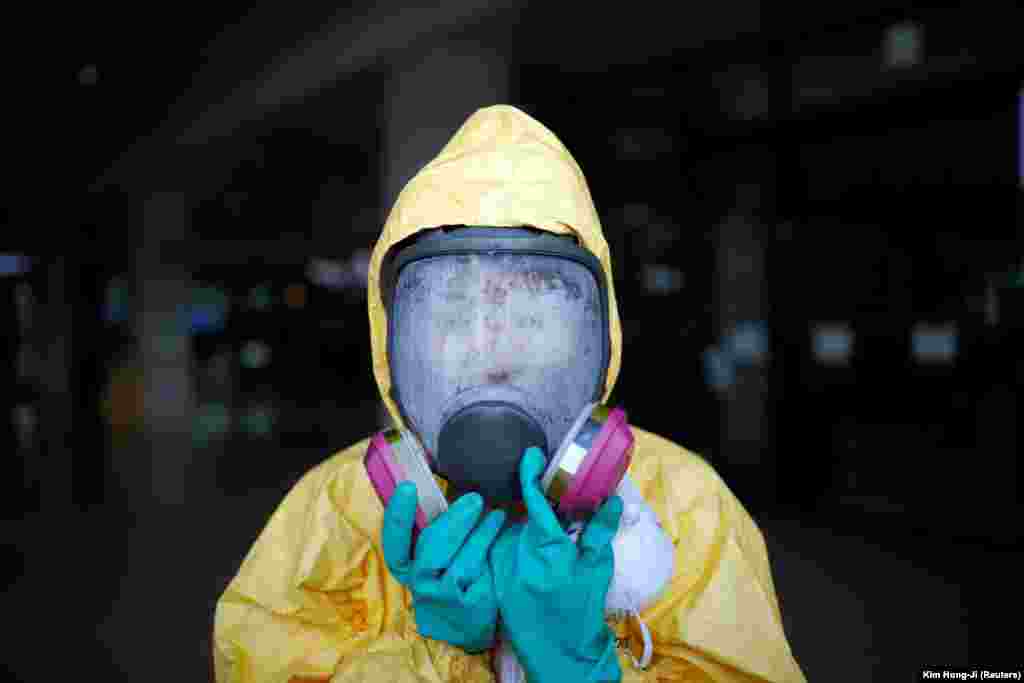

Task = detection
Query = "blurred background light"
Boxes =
[349,248,370,286]
[911,322,957,364]
[884,22,923,70]
[641,264,684,294]
[155,329,188,360]
[246,283,274,310]
[104,277,130,325]
[240,403,275,437]
[78,64,99,86]
[284,283,306,309]
[193,402,231,447]
[14,282,34,332]
[12,404,37,449]
[0,253,30,277]
[240,340,272,369]
[306,249,371,291]
[307,258,346,289]
[985,278,1000,326]
[813,323,854,366]
[189,285,230,334]
[702,346,736,392]
[726,320,769,367]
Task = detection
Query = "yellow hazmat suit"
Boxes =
[213,105,806,683]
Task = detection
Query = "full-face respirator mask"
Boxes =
[364,227,635,530]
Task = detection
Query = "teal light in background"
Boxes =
[193,403,231,447]
[884,21,922,69]
[104,277,130,324]
[246,283,274,310]
[241,340,272,369]
[155,318,189,360]
[241,404,275,437]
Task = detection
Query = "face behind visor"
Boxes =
[382,226,611,505]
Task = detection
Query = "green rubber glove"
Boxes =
[490,447,624,683]
[382,482,506,653]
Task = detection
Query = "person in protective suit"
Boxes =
[213,105,806,683]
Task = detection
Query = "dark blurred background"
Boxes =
[2,2,1021,680]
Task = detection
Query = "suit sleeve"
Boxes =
[212,451,497,683]
[212,459,372,683]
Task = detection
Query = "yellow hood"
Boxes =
[367,104,623,428]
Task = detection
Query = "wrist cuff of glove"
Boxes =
[587,631,622,683]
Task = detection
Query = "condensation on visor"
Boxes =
[388,252,606,458]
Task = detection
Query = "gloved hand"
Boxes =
[489,447,624,683]
[383,482,506,653]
